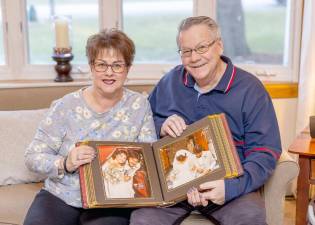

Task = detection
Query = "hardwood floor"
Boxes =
[284,197,296,225]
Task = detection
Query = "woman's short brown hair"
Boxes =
[86,29,135,67]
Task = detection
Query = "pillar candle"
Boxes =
[55,17,70,48]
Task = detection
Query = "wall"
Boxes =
[273,99,298,151]
[0,85,153,110]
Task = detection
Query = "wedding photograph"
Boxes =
[98,145,152,199]
[159,127,220,190]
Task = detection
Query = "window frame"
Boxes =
[0,0,10,76]
[231,0,302,83]
[0,0,303,83]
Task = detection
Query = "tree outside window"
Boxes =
[217,0,288,65]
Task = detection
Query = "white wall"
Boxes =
[272,98,298,152]
[272,98,298,195]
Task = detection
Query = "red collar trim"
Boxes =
[245,147,280,160]
[224,66,236,93]
[183,71,188,86]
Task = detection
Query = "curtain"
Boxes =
[291,0,315,197]
[296,0,315,133]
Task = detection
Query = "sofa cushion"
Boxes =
[0,109,47,185]
[0,183,214,225]
[182,211,214,225]
[0,183,43,225]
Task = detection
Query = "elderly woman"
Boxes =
[23,29,157,225]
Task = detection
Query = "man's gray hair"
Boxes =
[176,16,221,47]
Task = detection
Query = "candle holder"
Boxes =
[52,15,73,82]
[52,47,73,82]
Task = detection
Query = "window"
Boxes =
[217,0,287,65]
[0,0,303,82]
[216,0,301,81]
[122,0,193,64]
[0,3,4,65]
[26,0,99,64]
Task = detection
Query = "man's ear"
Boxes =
[217,39,224,55]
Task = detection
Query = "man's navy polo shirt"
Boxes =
[149,56,282,202]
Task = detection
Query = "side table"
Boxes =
[289,131,315,225]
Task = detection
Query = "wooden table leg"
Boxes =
[296,156,310,225]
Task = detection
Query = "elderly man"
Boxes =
[130,16,281,225]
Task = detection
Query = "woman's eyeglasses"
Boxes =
[93,62,126,73]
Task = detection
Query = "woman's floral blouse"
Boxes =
[25,88,157,207]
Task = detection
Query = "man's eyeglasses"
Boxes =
[178,39,217,58]
[93,61,126,73]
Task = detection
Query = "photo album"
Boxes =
[78,113,243,208]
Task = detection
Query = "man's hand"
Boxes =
[187,187,208,207]
[199,180,225,205]
[160,114,187,137]
[66,145,96,172]
[187,180,225,207]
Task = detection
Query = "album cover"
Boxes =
[78,113,243,208]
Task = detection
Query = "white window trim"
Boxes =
[118,0,212,82]
[0,0,303,84]
[0,0,8,68]
[232,0,303,83]
[0,0,12,78]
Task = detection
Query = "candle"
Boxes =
[54,17,70,49]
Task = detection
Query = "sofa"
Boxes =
[0,85,299,225]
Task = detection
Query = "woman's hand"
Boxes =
[160,114,187,137]
[65,145,96,173]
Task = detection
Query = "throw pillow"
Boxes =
[0,109,48,185]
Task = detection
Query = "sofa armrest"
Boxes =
[262,151,299,225]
